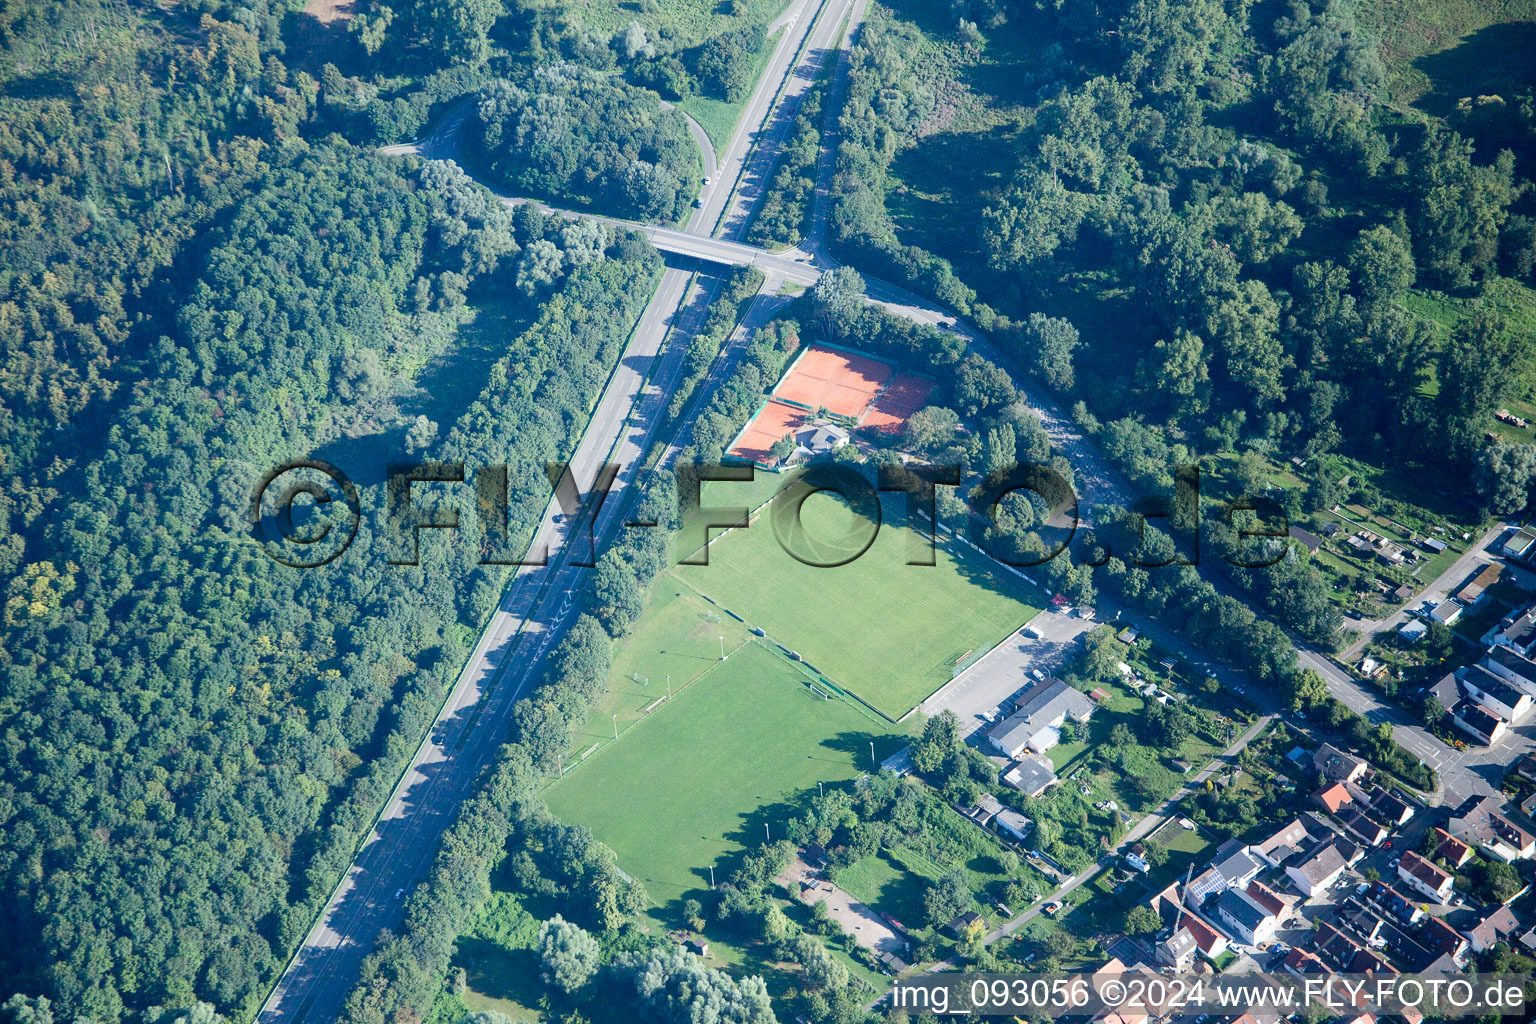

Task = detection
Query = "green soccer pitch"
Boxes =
[545,639,909,924]
[674,486,1043,718]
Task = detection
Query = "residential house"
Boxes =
[1397,850,1455,904]
[1001,755,1058,797]
[1342,811,1390,847]
[1463,906,1522,954]
[1252,819,1311,867]
[1420,915,1469,962]
[986,679,1094,758]
[1515,754,1536,783]
[1314,781,1355,815]
[1451,699,1510,746]
[1210,840,1264,889]
[1315,921,1369,972]
[1433,827,1474,869]
[1156,927,1198,971]
[1187,841,1264,902]
[1337,902,1387,948]
[1187,866,1227,903]
[1429,671,1461,709]
[1246,880,1291,924]
[962,793,1004,827]
[1216,888,1280,946]
[1399,619,1428,644]
[1176,912,1228,959]
[1280,946,1329,976]
[994,807,1033,842]
[1482,647,1536,698]
[1486,602,1536,655]
[1455,563,1502,607]
[1287,841,1349,897]
[1449,796,1536,861]
[945,910,986,939]
[1519,927,1536,956]
[1461,665,1534,724]
[1369,789,1414,826]
[1364,881,1424,926]
[1314,743,1369,784]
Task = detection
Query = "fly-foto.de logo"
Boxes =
[249,459,1293,570]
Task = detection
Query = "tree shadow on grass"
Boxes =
[456,938,545,1011]
[1411,22,1536,121]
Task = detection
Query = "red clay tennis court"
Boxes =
[726,400,807,466]
[859,372,934,434]
[772,345,895,418]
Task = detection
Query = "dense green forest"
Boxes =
[0,0,666,1018]
[830,0,1536,514]
[472,72,700,221]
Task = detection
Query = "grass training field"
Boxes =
[545,635,910,927]
[674,487,1043,718]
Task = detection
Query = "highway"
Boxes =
[258,0,844,1017]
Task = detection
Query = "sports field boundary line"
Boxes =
[675,486,1045,725]
[668,568,903,724]
[676,478,789,564]
[543,629,754,787]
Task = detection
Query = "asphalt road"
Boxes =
[260,1,842,1014]
[713,0,856,240]
[255,257,725,1024]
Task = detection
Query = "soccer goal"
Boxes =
[631,672,649,686]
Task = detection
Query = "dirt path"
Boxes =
[302,0,354,23]
[778,856,908,960]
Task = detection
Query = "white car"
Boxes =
[394,888,405,899]
[1031,669,1047,682]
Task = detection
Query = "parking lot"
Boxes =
[919,608,1092,738]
